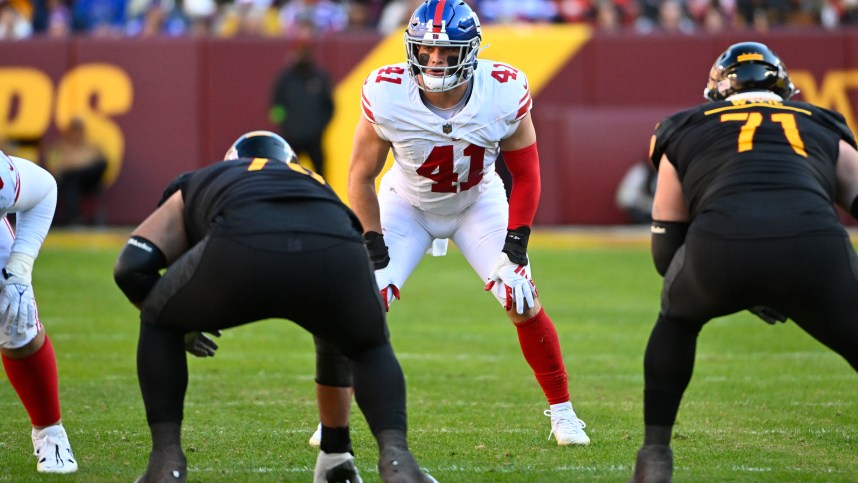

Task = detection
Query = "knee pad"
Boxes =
[314,337,353,387]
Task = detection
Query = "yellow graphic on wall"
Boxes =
[324,24,592,201]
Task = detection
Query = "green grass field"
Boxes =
[0,228,856,482]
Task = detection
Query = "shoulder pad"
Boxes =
[475,60,532,121]
[807,103,857,149]
[361,64,410,124]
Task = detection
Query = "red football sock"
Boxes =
[2,336,61,427]
[515,309,570,405]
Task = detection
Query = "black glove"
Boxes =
[749,306,787,325]
[363,231,390,270]
[184,330,221,357]
[502,226,531,266]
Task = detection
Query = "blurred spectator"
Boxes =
[72,0,128,37]
[554,0,594,23]
[615,160,656,224]
[479,0,558,23]
[269,43,334,176]
[33,0,74,38]
[45,118,108,226]
[126,0,189,37]
[820,0,840,27]
[346,0,374,30]
[0,0,33,40]
[377,0,422,34]
[217,0,281,37]
[45,0,72,37]
[635,0,695,34]
[183,0,218,35]
[593,0,624,31]
[656,0,696,32]
[279,0,348,37]
[736,0,788,30]
[842,0,858,24]
[783,0,820,25]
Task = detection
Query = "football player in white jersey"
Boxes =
[311,0,590,449]
[0,150,77,473]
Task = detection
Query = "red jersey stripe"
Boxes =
[516,95,532,120]
[361,90,376,122]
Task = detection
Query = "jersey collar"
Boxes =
[726,91,784,102]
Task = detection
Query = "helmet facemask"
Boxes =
[404,0,482,93]
[406,33,480,92]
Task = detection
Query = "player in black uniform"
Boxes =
[630,42,858,482]
[113,131,436,483]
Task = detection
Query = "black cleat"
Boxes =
[378,448,438,483]
[135,450,187,483]
[629,444,673,483]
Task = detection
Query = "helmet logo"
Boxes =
[737,53,764,62]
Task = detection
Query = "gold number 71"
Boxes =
[720,112,807,157]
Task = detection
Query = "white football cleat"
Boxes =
[309,422,322,447]
[32,424,78,473]
[314,451,363,483]
[544,403,590,446]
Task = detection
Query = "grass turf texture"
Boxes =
[0,228,855,482]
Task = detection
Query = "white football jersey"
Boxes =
[0,151,20,216]
[0,151,58,260]
[361,59,532,215]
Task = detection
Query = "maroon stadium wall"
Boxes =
[0,31,856,225]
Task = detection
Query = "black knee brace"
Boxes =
[314,336,353,387]
[114,236,167,305]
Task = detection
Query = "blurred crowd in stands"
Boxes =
[0,0,853,41]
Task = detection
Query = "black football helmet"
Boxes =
[704,42,796,102]
[224,130,297,164]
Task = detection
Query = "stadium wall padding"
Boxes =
[0,31,856,225]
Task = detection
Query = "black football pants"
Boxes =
[644,232,858,425]
[136,232,406,437]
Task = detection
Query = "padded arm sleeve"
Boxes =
[651,220,689,276]
[9,157,57,260]
[503,142,541,230]
[114,236,167,305]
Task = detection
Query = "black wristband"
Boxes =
[363,231,390,270]
[502,226,531,265]
[650,220,689,276]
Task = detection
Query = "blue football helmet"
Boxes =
[224,130,297,164]
[405,0,482,92]
[704,42,796,102]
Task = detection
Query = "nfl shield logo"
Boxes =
[443,124,452,134]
